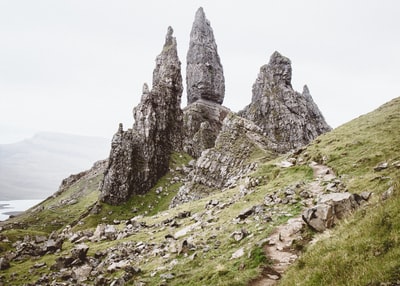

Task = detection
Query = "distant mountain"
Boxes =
[0,132,109,200]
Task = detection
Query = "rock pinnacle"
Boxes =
[100,27,183,205]
[240,51,331,153]
[186,7,225,105]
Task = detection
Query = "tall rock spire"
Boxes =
[240,51,331,153]
[100,27,183,205]
[186,7,225,105]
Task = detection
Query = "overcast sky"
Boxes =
[1,0,399,144]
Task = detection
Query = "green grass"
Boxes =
[281,180,400,286]
[74,152,192,230]
[1,98,399,285]
[280,97,400,285]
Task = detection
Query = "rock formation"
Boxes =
[186,7,225,105]
[239,51,331,153]
[182,100,230,158]
[183,8,228,158]
[171,113,276,207]
[100,11,331,206]
[302,192,370,232]
[100,27,183,205]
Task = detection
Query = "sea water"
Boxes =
[0,199,43,221]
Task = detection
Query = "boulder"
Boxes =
[41,238,63,254]
[0,257,10,270]
[231,247,245,259]
[374,162,388,171]
[302,192,368,232]
[71,244,89,261]
[104,225,117,240]
[72,264,92,282]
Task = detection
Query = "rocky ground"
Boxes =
[250,162,358,285]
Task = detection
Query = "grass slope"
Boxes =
[280,97,400,285]
[0,97,399,285]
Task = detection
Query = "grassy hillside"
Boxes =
[280,97,400,285]
[0,97,398,285]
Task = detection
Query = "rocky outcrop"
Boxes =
[182,8,227,158]
[182,99,230,158]
[186,7,225,105]
[239,51,331,153]
[100,27,183,205]
[302,192,370,232]
[171,113,276,207]
[54,159,107,198]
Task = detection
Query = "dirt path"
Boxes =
[250,162,336,286]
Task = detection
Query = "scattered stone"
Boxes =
[231,247,245,259]
[230,229,249,242]
[169,220,180,228]
[71,243,89,261]
[73,264,92,282]
[175,222,201,238]
[160,272,175,280]
[374,162,388,171]
[35,235,47,244]
[267,274,280,280]
[237,207,255,220]
[51,256,74,270]
[176,211,191,219]
[302,203,334,232]
[381,186,394,201]
[0,257,10,270]
[276,160,294,168]
[33,262,46,269]
[360,191,372,201]
[92,224,106,241]
[104,225,117,240]
[41,238,63,254]
[107,260,130,273]
[205,199,219,209]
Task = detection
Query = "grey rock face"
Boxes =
[302,192,367,232]
[170,113,276,207]
[240,51,331,153]
[186,7,225,105]
[100,27,183,205]
[182,99,230,158]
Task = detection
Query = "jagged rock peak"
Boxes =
[186,7,225,105]
[266,51,292,88]
[152,26,182,95]
[100,27,183,205]
[240,51,331,153]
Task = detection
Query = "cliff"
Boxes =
[239,51,331,153]
[100,27,183,205]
